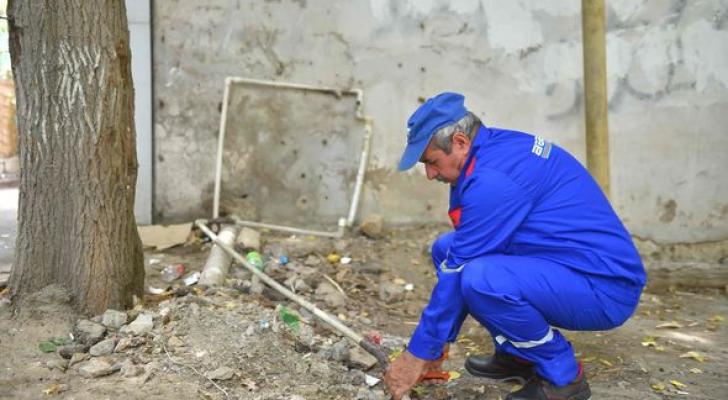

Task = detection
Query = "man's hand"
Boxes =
[384,350,428,399]
[420,344,450,385]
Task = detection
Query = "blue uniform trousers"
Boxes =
[432,232,642,386]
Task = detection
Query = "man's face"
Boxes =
[419,132,471,185]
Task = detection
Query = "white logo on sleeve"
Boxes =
[531,136,553,159]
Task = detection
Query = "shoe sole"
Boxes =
[504,388,591,400]
[464,362,531,384]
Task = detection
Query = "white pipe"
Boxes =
[231,215,345,238]
[195,220,363,343]
[226,77,361,98]
[210,77,372,234]
[346,118,372,226]
[198,226,238,286]
[212,77,232,218]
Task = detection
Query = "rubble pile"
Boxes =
[37,220,429,399]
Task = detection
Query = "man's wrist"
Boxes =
[402,349,428,365]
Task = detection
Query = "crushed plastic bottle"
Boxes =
[278,305,300,332]
[183,271,201,286]
[161,264,185,282]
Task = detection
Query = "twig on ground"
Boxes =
[320,273,346,296]
[162,343,230,399]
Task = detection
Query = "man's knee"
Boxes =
[460,256,521,303]
[431,232,454,268]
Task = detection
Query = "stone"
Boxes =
[321,339,349,362]
[315,282,346,308]
[206,366,234,380]
[359,214,384,239]
[121,313,154,336]
[232,279,253,294]
[115,336,146,352]
[303,254,321,266]
[167,336,184,348]
[46,359,69,372]
[69,353,90,368]
[355,388,386,400]
[250,280,265,295]
[89,339,116,357]
[101,309,128,329]
[294,324,315,353]
[235,227,261,251]
[348,346,378,370]
[58,343,87,359]
[352,262,382,275]
[378,282,405,303]
[120,359,143,378]
[309,361,331,378]
[77,357,121,378]
[347,369,367,385]
[72,320,107,346]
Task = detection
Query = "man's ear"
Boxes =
[452,132,470,150]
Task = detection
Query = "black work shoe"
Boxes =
[505,363,591,400]
[464,352,534,383]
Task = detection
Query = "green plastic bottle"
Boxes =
[246,251,264,271]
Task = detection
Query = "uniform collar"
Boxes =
[453,124,489,188]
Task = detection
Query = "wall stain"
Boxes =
[660,199,677,223]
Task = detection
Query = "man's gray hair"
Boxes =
[431,111,481,154]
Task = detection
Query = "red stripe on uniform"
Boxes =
[448,207,462,228]
[465,156,477,177]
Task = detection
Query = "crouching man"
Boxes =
[384,92,646,400]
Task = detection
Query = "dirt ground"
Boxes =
[1,224,727,399]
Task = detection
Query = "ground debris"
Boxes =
[3,225,728,399]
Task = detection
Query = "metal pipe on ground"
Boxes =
[194,220,390,369]
[198,226,238,286]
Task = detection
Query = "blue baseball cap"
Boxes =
[398,92,467,171]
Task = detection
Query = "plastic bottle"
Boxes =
[246,251,264,271]
[161,264,185,282]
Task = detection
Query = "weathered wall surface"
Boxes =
[153,0,728,244]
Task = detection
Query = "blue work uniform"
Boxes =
[407,125,646,386]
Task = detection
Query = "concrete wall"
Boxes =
[152,0,728,244]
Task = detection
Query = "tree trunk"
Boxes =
[7,0,144,314]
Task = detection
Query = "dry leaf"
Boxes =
[641,336,664,350]
[651,382,666,391]
[599,359,613,367]
[679,351,707,362]
[656,321,684,329]
[670,380,687,389]
[42,384,60,396]
[689,368,703,374]
[707,315,724,323]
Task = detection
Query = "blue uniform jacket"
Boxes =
[408,125,647,360]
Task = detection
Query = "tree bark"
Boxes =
[7,0,144,314]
